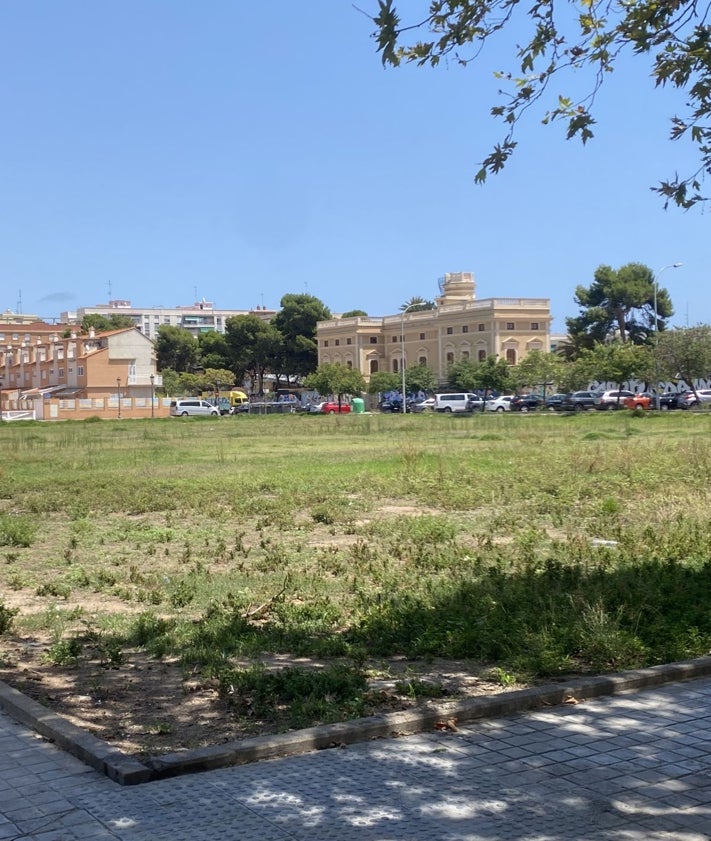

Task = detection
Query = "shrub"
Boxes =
[0,514,37,547]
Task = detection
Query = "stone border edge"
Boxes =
[2,655,711,786]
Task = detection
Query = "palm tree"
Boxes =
[400,296,435,312]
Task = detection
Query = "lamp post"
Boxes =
[150,374,155,418]
[116,378,122,419]
[652,262,682,409]
[400,303,424,412]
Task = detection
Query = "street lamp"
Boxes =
[116,378,122,419]
[150,374,155,418]
[400,303,425,412]
[652,262,682,409]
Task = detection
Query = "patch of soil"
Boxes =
[0,634,521,758]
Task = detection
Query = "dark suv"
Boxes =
[560,391,598,412]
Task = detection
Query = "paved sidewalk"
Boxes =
[2,677,711,841]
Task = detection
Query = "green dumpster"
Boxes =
[351,397,365,414]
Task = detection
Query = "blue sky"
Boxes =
[0,1,707,333]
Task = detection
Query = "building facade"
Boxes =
[316,273,551,385]
[0,323,162,419]
[61,300,275,341]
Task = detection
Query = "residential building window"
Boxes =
[346,338,352,345]
[68,367,74,375]
[478,349,486,362]
[392,335,398,342]
[335,339,340,346]
[77,366,84,376]
[506,322,515,330]
[531,322,539,330]
[446,327,453,335]
[506,348,517,364]
[462,325,469,333]
[478,324,485,332]
[419,333,425,340]
[58,368,65,377]
[369,336,378,344]
[324,340,329,347]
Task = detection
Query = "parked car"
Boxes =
[310,401,352,414]
[435,393,481,413]
[466,395,485,412]
[659,392,684,410]
[169,399,220,417]
[560,391,598,412]
[678,389,711,409]
[485,395,514,412]
[410,397,436,413]
[544,393,569,411]
[593,390,635,410]
[510,394,543,412]
[378,399,403,413]
[624,392,653,410]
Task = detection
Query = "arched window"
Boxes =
[506,348,517,365]
[370,359,379,374]
[393,358,399,373]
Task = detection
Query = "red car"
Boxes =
[624,393,653,410]
[310,401,351,414]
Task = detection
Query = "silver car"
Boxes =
[169,399,220,417]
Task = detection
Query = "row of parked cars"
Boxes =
[384,389,711,414]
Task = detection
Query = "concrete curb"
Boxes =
[3,655,711,785]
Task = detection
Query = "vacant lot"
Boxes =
[1,410,711,756]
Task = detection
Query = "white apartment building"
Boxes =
[61,299,276,341]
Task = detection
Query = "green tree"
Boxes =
[304,364,366,408]
[511,351,565,397]
[341,309,369,318]
[566,263,673,353]
[81,313,135,332]
[272,294,331,378]
[367,371,401,394]
[371,1,711,208]
[155,326,199,373]
[472,356,512,405]
[405,363,436,394]
[400,296,435,312]
[449,356,511,408]
[656,326,711,399]
[447,359,479,392]
[196,368,236,395]
[578,342,650,402]
[159,368,181,397]
[198,331,232,372]
[225,315,283,395]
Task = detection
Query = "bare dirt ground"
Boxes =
[0,633,519,759]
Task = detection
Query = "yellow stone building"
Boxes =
[317,273,551,386]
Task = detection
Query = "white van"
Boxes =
[434,393,480,413]
[169,399,220,417]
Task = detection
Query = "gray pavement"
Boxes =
[2,677,711,840]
